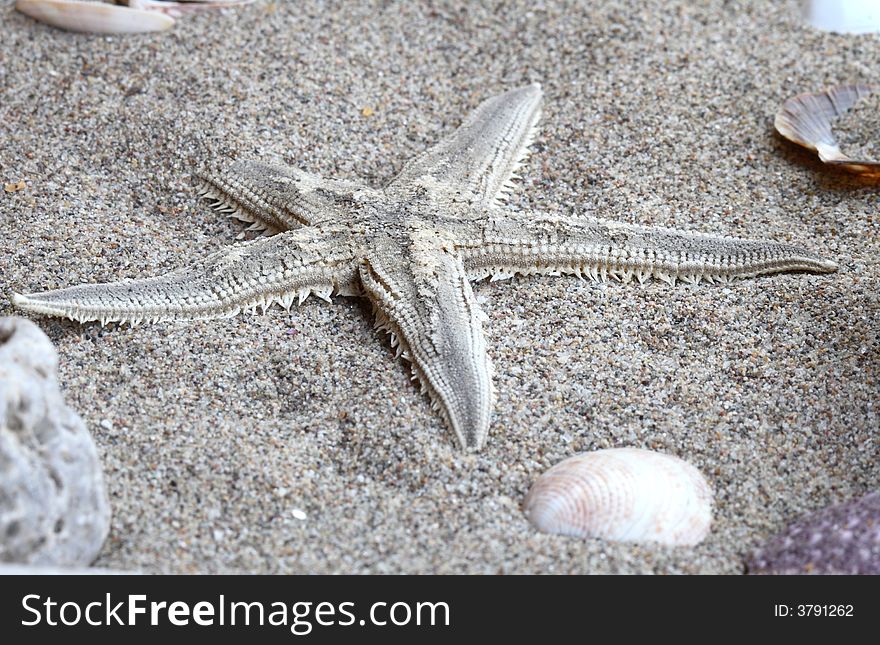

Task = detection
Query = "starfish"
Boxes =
[13,84,837,450]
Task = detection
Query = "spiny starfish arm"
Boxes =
[13,228,360,326]
[359,241,493,450]
[454,212,838,285]
[196,160,365,233]
[388,84,542,207]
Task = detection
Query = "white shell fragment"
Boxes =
[774,84,880,176]
[523,448,713,546]
[16,0,175,33]
[121,0,256,16]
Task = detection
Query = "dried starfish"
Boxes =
[13,84,837,450]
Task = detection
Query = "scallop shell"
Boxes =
[774,84,880,176]
[523,448,713,546]
[16,0,175,33]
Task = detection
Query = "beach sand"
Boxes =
[1,0,876,574]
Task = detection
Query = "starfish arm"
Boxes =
[196,160,366,232]
[359,237,493,450]
[388,84,542,207]
[454,212,838,285]
[12,228,360,326]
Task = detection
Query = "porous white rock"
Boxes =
[0,317,110,566]
[0,564,136,575]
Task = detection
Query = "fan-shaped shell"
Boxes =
[16,0,175,33]
[775,84,880,176]
[523,448,713,546]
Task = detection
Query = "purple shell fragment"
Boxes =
[747,492,880,575]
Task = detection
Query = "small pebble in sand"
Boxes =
[291,509,307,521]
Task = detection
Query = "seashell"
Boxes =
[523,448,713,546]
[15,0,175,33]
[774,84,880,176]
[747,491,880,575]
[120,0,256,16]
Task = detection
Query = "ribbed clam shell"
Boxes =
[775,84,880,175]
[16,0,175,33]
[524,448,713,546]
